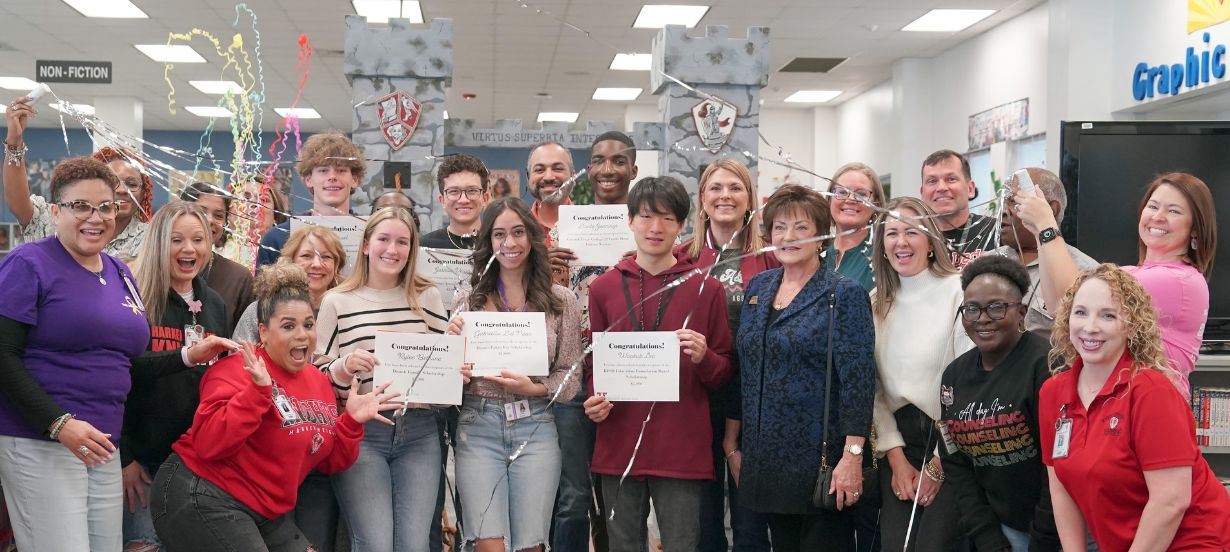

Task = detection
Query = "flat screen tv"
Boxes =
[1059,121,1230,343]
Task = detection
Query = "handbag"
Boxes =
[811,284,880,510]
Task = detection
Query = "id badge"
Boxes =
[504,399,531,422]
[274,391,300,423]
[1052,418,1072,459]
[184,324,205,349]
[938,422,959,455]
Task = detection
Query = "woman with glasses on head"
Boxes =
[0,157,152,551]
[938,255,1059,552]
[233,226,348,343]
[824,163,887,293]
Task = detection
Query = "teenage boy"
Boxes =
[421,154,489,250]
[256,132,365,267]
[583,176,734,552]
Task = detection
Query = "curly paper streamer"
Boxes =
[234,3,266,160]
[264,33,313,182]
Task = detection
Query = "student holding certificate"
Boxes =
[445,197,583,552]
[314,207,449,552]
[582,177,735,552]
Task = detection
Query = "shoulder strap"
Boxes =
[819,271,838,468]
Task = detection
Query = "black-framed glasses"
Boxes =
[56,200,118,221]
[831,185,874,202]
[959,301,1022,321]
[443,188,484,201]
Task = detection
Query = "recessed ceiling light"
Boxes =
[784,90,843,103]
[0,77,39,90]
[592,87,643,101]
[185,106,234,118]
[902,9,995,32]
[537,112,579,123]
[61,0,148,18]
[134,44,206,63]
[632,5,710,29]
[609,53,653,71]
[50,102,95,116]
[274,107,321,119]
[189,80,243,95]
[352,0,423,24]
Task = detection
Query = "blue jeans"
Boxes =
[1001,524,1030,552]
[727,469,771,552]
[122,461,161,548]
[456,397,560,550]
[333,408,442,552]
[552,399,599,551]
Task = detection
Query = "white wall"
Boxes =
[835,80,893,178]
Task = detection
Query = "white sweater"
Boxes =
[871,269,973,453]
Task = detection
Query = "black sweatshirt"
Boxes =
[120,276,230,467]
[938,331,1060,552]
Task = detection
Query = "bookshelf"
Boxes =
[1193,354,1230,478]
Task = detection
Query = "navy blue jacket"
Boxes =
[734,266,876,514]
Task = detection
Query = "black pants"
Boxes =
[877,406,959,552]
[152,454,314,552]
[766,510,852,552]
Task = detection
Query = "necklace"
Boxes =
[446,228,475,250]
[91,268,106,286]
[773,284,801,309]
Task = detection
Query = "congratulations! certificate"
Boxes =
[592,331,680,402]
[373,332,464,405]
[556,204,636,267]
[290,216,368,276]
[462,312,549,376]
[416,247,474,310]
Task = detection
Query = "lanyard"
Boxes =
[497,279,527,312]
[619,271,678,332]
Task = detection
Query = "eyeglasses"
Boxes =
[443,188,484,201]
[56,200,119,221]
[831,185,874,202]
[958,301,1022,321]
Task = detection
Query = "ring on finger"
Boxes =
[77,445,90,455]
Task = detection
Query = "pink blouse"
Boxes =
[1124,261,1209,399]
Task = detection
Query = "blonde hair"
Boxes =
[688,159,764,257]
[331,207,434,318]
[1047,263,1172,377]
[830,162,887,212]
[281,225,349,288]
[133,201,214,325]
[870,197,957,319]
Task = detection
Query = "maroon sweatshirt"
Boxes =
[587,257,735,480]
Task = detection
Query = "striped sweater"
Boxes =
[315,285,449,401]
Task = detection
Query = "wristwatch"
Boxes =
[1039,227,1059,244]
[845,443,864,456]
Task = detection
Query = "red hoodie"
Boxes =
[172,349,363,519]
[587,256,735,480]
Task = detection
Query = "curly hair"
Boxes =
[50,156,120,202]
[1047,263,1172,377]
[961,254,1030,297]
[436,153,489,194]
[93,146,152,222]
[254,261,313,325]
[296,132,365,182]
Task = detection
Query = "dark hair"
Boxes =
[93,146,152,222]
[591,130,636,163]
[180,181,233,210]
[1137,172,1217,278]
[961,255,1030,297]
[760,184,832,245]
[526,141,572,172]
[254,261,313,325]
[468,197,563,315]
[436,154,490,194]
[627,176,690,221]
[921,149,971,181]
[51,157,120,202]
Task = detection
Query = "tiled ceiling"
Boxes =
[0,0,1043,132]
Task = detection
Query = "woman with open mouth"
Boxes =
[315,207,449,552]
[869,196,973,552]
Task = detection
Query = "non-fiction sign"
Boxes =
[36,60,112,84]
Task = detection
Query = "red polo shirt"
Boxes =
[1040,352,1230,550]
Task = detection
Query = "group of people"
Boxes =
[0,86,1228,552]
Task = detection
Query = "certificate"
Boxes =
[592,331,680,402]
[416,247,474,310]
[556,204,635,267]
[462,311,549,377]
[290,216,368,276]
[373,332,464,405]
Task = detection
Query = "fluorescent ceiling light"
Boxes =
[274,107,321,119]
[902,9,995,32]
[185,106,233,118]
[189,80,243,95]
[609,53,653,71]
[633,5,709,29]
[50,102,95,116]
[134,44,206,63]
[593,87,643,101]
[784,90,843,103]
[352,0,423,24]
[0,77,39,90]
[61,0,148,18]
[537,112,579,123]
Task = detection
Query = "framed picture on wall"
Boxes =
[488,169,522,202]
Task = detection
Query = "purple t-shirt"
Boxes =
[0,237,150,441]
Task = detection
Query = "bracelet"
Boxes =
[4,141,27,167]
[923,458,945,482]
[48,413,74,440]
[725,449,741,459]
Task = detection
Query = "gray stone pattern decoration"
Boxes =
[345,15,453,231]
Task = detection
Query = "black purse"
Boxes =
[811,286,880,510]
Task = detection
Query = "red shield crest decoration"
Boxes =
[376,90,422,151]
[691,96,737,153]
